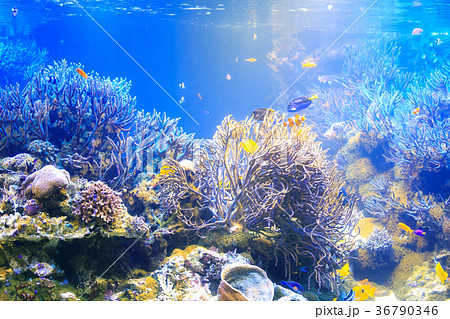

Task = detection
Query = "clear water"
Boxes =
[3,0,450,137]
[2,0,450,302]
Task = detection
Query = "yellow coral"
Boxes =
[391,250,429,297]
[163,245,203,264]
[354,218,384,238]
[346,157,377,186]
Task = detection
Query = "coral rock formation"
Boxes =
[22,165,70,199]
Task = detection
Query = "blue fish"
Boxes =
[337,289,355,301]
[287,94,318,112]
[298,266,308,273]
[280,280,305,293]
[48,76,57,85]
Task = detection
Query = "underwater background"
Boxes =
[0,0,450,301]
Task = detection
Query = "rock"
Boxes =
[0,153,42,173]
[22,165,70,199]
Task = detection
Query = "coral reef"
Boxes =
[72,181,124,225]
[22,165,70,200]
[158,111,355,291]
[0,60,194,189]
[0,38,48,87]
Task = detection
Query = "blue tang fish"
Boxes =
[280,280,304,293]
[335,289,355,301]
[288,94,318,112]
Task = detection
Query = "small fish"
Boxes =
[280,280,304,293]
[412,107,420,115]
[12,7,18,18]
[226,73,231,80]
[253,33,257,40]
[157,165,175,177]
[287,94,318,112]
[337,263,350,278]
[335,289,355,301]
[283,114,306,127]
[241,139,258,154]
[179,96,185,104]
[197,93,202,101]
[179,82,186,89]
[252,108,273,121]
[24,204,38,216]
[353,279,376,301]
[412,28,423,35]
[301,61,317,68]
[398,222,413,233]
[318,75,337,85]
[235,56,239,62]
[435,262,448,284]
[48,76,57,85]
[414,229,426,236]
[245,58,257,62]
[76,68,88,79]
[436,38,444,46]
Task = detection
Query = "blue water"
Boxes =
[4,0,450,137]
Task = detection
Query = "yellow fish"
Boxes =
[353,279,376,301]
[398,222,413,233]
[157,165,175,177]
[337,263,350,278]
[253,33,257,40]
[245,58,257,62]
[76,68,88,79]
[436,262,448,284]
[241,139,258,154]
[301,61,317,68]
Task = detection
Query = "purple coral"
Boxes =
[72,181,123,224]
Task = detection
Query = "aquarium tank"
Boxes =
[0,0,449,303]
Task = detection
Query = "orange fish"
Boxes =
[236,56,239,62]
[245,58,257,62]
[412,107,420,115]
[76,68,88,79]
[253,33,257,40]
[283,114,306,127]
[226,73,231,80]
[197,93,202,101]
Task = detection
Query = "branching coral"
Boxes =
[157,111,355,291]
[72,181,124,225]
[0,59,194,188]
[0,38,48,87]
[106,110,195,188]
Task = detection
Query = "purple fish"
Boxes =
[414,229,426,236]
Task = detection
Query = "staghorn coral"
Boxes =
[157,111,355,291]
[72,181,124,225]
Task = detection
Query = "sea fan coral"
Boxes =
[72,181,124,224]
[157,111,355,291]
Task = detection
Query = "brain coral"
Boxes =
[72,181,124,224]
[22,165,70,199]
